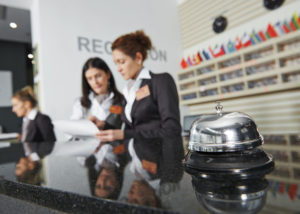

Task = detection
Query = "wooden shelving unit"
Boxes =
[178,30,300,105]
[263,134,300,184]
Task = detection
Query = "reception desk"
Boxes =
[0,137,299,214]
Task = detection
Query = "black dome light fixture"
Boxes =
[213,15,227,34]
[263,0,285,10]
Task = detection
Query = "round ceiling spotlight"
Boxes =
[263,0,285,10]
[213,16,227,34]
[9,22,18,29]
[27,53,34,59]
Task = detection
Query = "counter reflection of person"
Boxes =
[125,137,183,208]
[95,30,182,142]
[11,86,56,161]
[71,57,123,131]
[127,180,161,208]
[15,156,42,186]
[85,141,126,200]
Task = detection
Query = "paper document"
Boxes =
[54,120,99,137]
[0,133,19,140]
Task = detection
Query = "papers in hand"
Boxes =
[54,120,99,138]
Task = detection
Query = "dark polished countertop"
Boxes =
[0,136,299,214]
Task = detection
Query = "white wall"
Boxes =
[30,0,182,128]
[0,0,32,10]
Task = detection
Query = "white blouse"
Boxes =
[70,92,114,121]
[122,67,151,123]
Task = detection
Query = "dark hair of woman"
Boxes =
[80,57,123,108]
[12,86,37,108]
[88,166,124,200]
[111,30,152,61]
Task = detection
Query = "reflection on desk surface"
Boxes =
[0,138,299,214]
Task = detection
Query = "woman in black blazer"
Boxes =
[96,30,182,141]
[11,86,56,160]
[95,31,184,181]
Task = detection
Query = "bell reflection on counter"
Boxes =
[184,148,274,180]
[192,177,269,214]
[183,102,275,213]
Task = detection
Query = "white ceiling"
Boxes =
[0,4,31,43]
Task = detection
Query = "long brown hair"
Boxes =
[81,57,123,108]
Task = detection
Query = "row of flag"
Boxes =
[181,12,300,69]
[269,180,299,201]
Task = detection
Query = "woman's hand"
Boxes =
[95,129,124,142]
[88,116,105,130]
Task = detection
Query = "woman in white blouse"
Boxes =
[71,57,123,130]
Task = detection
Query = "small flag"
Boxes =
[254,33,262,42]
[282,21,291,33]
[267,23,278,38]
[288,184,298,201]
[258,31,267,41]
[235,36,242,50]
[241,33,252,47]
[208,46,215,58]
[209,44,225,58]
[191,54,197,65]
[217,45,225,57]
[227,40,236,53]
[292,13,300,29]
[202,50,210,60]
[279,182,285,194]
[274,181,281,194]
[180,58,188,69]
[199,52,206,61]
[274,22,285,35]
[194,52,202,64]
[289,20,297,31]
[187,56,192,66]
[197,52,202,62]
[250,31,259,44]
[265,31,271,39]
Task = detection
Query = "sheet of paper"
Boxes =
[53,120,99,137]
[0,133,19,140]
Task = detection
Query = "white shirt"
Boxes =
[70,92,114,121]
[22,108,40,161]
[122,67,151,123]
[94,144,119,171]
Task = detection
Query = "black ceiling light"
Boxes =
[213,16,227,34]
[263,0,285,10]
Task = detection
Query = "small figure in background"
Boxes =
[11,86,56,161]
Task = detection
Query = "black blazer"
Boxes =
[122,72,182,140]
[131,136,183,183]
[23,112,56,154]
